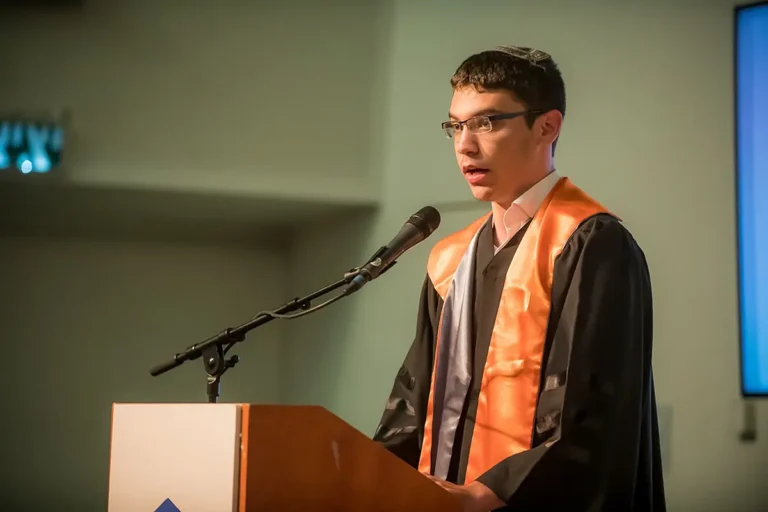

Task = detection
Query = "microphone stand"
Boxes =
[149,271,365,404]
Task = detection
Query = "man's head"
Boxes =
[444,46,566,206]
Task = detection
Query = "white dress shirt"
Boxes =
[494,171,561,253]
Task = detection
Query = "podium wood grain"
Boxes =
[238,405,462,512]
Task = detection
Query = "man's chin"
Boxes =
[468,184,495,202]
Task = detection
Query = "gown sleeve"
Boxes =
[475,215,664,511]
[372,275,441,468]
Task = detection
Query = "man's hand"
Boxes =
[426,475,506,512]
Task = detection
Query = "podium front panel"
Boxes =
[108,403,241,512]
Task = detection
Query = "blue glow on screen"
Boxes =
[0,120,63,174]
[737,3,768,396]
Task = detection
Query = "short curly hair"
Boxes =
[451,47,566,153]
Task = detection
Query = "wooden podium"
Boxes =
[107,403,463,512]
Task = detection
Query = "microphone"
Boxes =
[346,206,441,294]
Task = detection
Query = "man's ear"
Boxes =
[537,110,563,146]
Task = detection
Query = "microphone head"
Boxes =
[409,206,441,237]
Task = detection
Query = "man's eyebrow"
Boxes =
[448,108,505,120]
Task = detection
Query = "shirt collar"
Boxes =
[509,170,561,219]
[496,170,561,250]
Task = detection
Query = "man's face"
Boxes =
[447,87,554,205]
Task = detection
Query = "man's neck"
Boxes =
[490,170,558,247]
[491,202,510,247]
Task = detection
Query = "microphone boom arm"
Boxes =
[149,273,357,403]
[148,205,441,403]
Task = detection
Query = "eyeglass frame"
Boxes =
[440,110,543,139]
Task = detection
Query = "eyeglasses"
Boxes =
[441,111,541,139]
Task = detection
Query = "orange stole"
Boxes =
[417,177,612,483]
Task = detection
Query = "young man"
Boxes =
[373,46,667,511]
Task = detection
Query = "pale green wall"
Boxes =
[0,234,287,510]
[0,0,388,204]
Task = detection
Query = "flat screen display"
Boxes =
[735,1,768,396]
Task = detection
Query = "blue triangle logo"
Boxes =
[154,498,181,512]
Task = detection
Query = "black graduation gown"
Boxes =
[373,213,667,511]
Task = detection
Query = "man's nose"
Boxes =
[455,128,479,155]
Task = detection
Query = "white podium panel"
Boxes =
[108,403,242,512]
